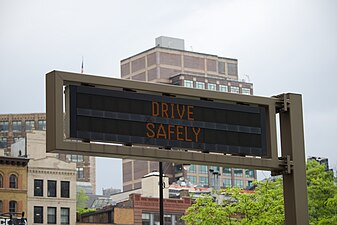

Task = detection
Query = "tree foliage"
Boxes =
[182,178,284,225]
[306,160,337,225]
[77,188,89,210]
[182,160,337,225]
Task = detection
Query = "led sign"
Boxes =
[69,85,267,156]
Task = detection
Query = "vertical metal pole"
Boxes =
[159,161,164,225]
[279,93,309,225]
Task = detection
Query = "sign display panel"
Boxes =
[69,85,267,156]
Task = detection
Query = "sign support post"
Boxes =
[279,93,309,225]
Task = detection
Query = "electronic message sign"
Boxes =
[47,71,309,224]
[69,85,267,156]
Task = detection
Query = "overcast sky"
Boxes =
[1,0,336,194]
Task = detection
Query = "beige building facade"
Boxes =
[0,113,96,194]
[12,131,77,225]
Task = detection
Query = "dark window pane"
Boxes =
[34,179,44,196]
[0,174,3,188]
[34,206,43,223]
[9,174,17,188]
[48,180,57,197]
[0,121,9,132]
[61,181,70,198]
[9,201,17,213]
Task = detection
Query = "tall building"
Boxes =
[120,36,256,191]
[0,113,96,194]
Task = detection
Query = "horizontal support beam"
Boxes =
[50,141,285,171]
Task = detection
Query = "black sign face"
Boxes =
[69,85,267,156]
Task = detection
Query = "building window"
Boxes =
[0,174,3,188]
[241,88,251,95]
[0,137,7,148]
[196,82,205,89]
[9,174,18,188]
[34,206,43,223]
[187,175,197,185]
[61,181,70,198]
[34,179,44,196]
[61,208,70,224]
[188,164,196,173]
[234,179,244,188]
[48,180,57,197]
[222,168,232,176]
[0,200,2,213]
[228,63,238,76]
[207,83,216,91]
[142,213,151,225]
[218,61,225,74]
[183,80,193,88]
[38,120,46,130]
[223,178,232,187]
[12,121,22,132]
[230,86,240,93]
[198,165,208,174]
[245,169,255,178]
[234,169,243,177]
[76,167,84,179]
[246,180,253,189]
[219,85,228,92]
[0,121,9,132]
[67,154,84,162]
[199,176,208,186]
[209,166,220,172]
[25,120,35,131]
[47,207,57,224]
[9,201,17,213]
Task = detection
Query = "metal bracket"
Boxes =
[274,93,290,113]
[271,155,293,176]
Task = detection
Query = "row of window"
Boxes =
[34,180,70,198]
[34,206,70,224]
[0,173,18,188]
[183,80,251,95]
[0,200,17,213]
[142,212,184,225]
[186,176,253,188]
[187,166,254,178]
[0,120,46,132]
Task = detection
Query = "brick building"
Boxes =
[121,37,256,191]
[0,155,29,217]
[79,193,191,225]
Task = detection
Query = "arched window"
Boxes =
[9,174,18,188]
[0,173,3,188]
[9,201,17,213]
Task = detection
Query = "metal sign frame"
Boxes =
[46,70,309,224]
[47,70,279,170]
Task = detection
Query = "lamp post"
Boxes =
[159,161,164,225]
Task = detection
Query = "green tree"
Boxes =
[76,188,96,215]
[77,188,89,210]
[306,160,337,224]
[183,160,337,225]
[182,178,284,225]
